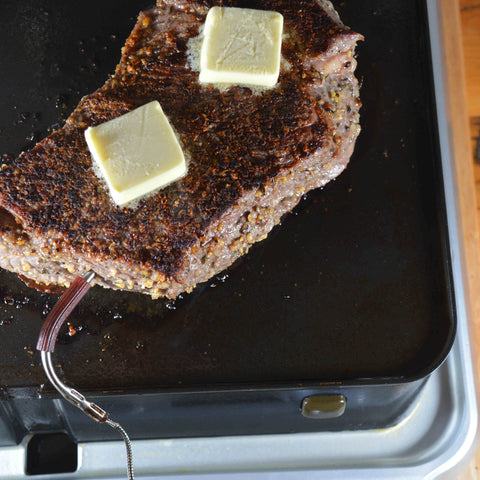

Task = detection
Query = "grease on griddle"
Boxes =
[0,315,13,326]
[67,323,78,337]
[1,293,31,326]
[18,275,66,295]
[208,273,229,289]
[23,345,34,356]
[100,332,117,352]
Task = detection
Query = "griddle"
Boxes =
[0,0,455,439]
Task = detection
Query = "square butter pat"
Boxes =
[85,101,186,206]
[199,6,283,87]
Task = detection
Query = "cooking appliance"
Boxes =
[0,0,477,478]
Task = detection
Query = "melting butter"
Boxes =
[199,6,283,87]
[84,101,186,207]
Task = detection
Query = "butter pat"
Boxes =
[85,101,186,206]
[199,6,283,87]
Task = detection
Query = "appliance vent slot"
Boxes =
[26,433,77,475]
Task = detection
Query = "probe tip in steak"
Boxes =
[0,0,362,299]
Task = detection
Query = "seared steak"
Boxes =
[0,0,362,299]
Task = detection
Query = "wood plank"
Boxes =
[473,119,480,207]
[460,0,480,6]
[460,2,480,117]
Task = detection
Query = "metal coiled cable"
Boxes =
[106,419,135,480]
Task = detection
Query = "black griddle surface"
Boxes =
[0,0,455,396]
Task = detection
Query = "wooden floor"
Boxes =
[464,0,480,231]
[457,1,479,479]
[463,0,480,221]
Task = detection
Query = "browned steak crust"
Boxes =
[0,0,362,298]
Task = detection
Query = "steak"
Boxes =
[0,0,362,299]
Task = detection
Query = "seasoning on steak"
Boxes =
[0,0,363,299]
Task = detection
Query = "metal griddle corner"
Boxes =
[0,0,478,479]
